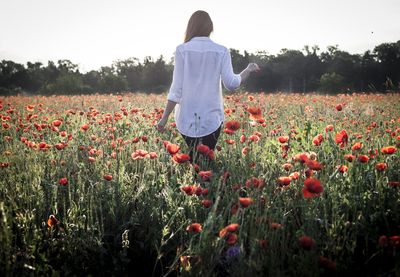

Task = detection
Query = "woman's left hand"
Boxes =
[247,63,260,73]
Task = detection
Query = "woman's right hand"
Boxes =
[156,116,168,132]
[246,63,260,73]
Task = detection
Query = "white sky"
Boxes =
[1,0,399,72]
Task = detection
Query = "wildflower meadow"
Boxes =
[0,92,399,276]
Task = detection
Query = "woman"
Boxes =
[156,10,259,162]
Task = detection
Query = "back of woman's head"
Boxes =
[184,10,213,43]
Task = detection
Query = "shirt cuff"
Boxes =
[167,93,180,103]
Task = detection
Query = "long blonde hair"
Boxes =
[184,10,213,43]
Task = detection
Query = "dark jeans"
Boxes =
[180,123,222,162]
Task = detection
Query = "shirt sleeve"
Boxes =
[221,48,241,91]
[167,46,184,103]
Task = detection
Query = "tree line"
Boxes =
[0,40,399,95]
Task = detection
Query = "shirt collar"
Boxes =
[190,36,211,41]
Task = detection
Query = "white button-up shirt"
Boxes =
[167,36,242,137]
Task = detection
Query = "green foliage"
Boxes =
[1,40,400,95]
[319,72,345,93]
[100,73,128,93]
[42,74,88,94]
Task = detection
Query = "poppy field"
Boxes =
[0,92,399,276]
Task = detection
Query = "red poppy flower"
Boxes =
[388,181,400,187]
[378,235,388,247]
[337,165,348,173]
[55,143,66,150]
[248,135,260,143]
[247,107,263,120]
[26,104,35,112]
[369,149,378,158]
[166,143,180,155]
[225,233,238,245]
[344,154,356,162]
[149,152,158,159]
[289,172,300,180]
[390,236,400,249]
[132,149,150,160]
[298,235,316,250]
[230,203,239,215]
[81,124,89,131]
[225,120,241,131]
[257,239,268,249]
[47,215,60,227]
[219,223,240,238]
[245,177,264,189]
[199,170,213,180]
[258,118,266,124]
[302,178,323,198]
[357,155,369,163]
[192,163,200,172]
[351,142,363,151]
[334,129,348,148]
[306,159,323,171]
[195,186,203,196]
[381,146,397,155]
[186,223,202,233]
[278,176,292,186]
[282,163,293,171]
[201,199,213,208]
[52,119,62,127]
[223,128,235,135]
[224,108,233,115]
[270,223,283,229]
[173,153,191,163]
[181,186,195,195]
[278,136,289,144]
[318,256,336,271]
[197,144,210,154]
[375,162,387,171]
[207,150,215,160]
[305,169,314,178]
[0,162,10,168]
[239,197,253,208]
[103,174,113,181]
[325,125,334,132]
[225,139,235,145]
[294,152,309,163]
[240,135,246,143]
[59,177,68,186]
[335,104,343,111]
[39,142,47,149]
[312,134,324,146]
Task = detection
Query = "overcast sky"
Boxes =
[1,0,399,72]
